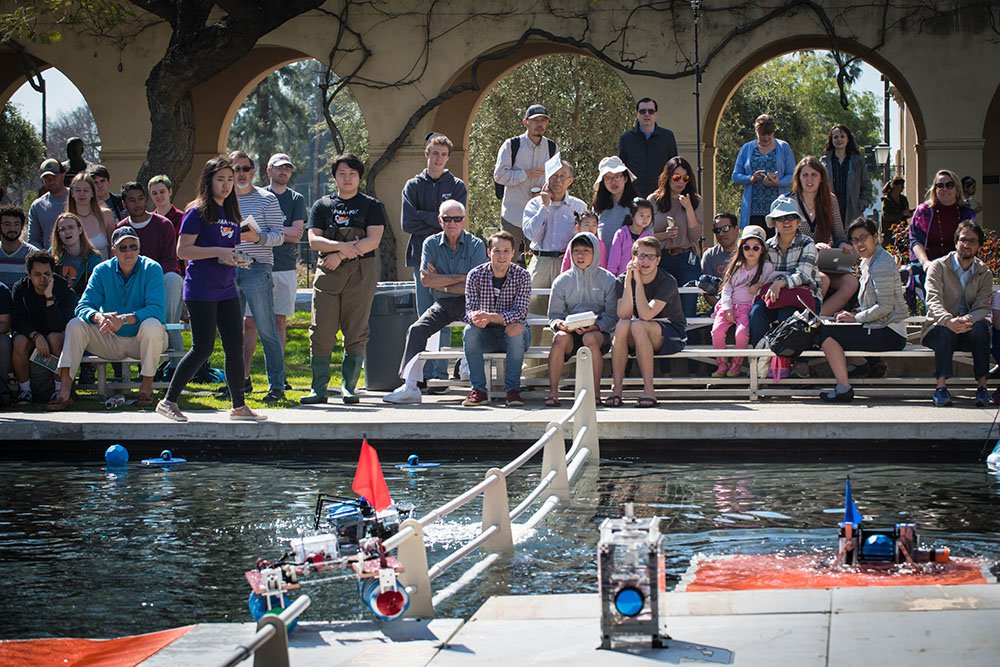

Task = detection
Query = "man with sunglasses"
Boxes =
[383,200,486,404]
[700,212,740,309]
[921,221,993,407]
[51,226,167,410]
[225,150,287,404]
[618,98,678,198]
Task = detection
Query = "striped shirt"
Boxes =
[235,186,285,265]
[464,262,531,326]
[766,230,821,301]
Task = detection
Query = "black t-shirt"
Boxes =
[615,268,685,328]
[0,282,11,316]
[306,192,386,260]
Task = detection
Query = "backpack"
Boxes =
[494,137,558,200]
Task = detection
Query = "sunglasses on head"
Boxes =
[670,173,690,183]
[233,165,254,173]
[712,224,732,234]
[742,243,763,252]
[440,215,464,223]
[935,180,955,190]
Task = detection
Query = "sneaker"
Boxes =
[792,360,810,379]
[505,389,524,407]
[711,363,728,379]
[974,387,990,407]
[284,380,292,391]
[156,399,188,422]
[383,384,422,404]
[217,377,253,400]
[16,388,32,404]
[462,388,489,407]
[417,381,448,396]
[262,390,286,405]
[727,360,743,377]
[230,405,268,421]
[932,387,952,407]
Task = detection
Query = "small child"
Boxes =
[561,211,608,272]
[607,197,654,276]
[711,225,774,377]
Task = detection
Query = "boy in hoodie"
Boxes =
[545,232,618,406]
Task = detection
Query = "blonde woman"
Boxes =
[66,172,114,259]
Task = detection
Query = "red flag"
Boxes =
[352,438,392,512]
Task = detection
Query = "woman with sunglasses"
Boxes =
[731,114,796,231]
[817,217,908,402]
[648,156,703,317]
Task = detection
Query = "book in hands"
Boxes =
[30,348,60,374]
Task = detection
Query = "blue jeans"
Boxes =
[749,301,799,347]
[463,324,531,392]
[236,262,285,392]
[415,268,448,381]
[922,320,991,380]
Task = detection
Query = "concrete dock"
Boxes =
[140,584,1000,666]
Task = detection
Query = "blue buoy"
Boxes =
[394,453,441,471]
[142,449,187,466]
[105,444,129,466]
[861,534,896,561]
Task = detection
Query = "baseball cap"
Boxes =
[740,225,767,243]
[111,226,140,247]
[39,158,65,177]
[267,153,294,169]
[524,104,550,120]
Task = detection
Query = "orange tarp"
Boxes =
[682,554,992,592]
[0,625,193,667]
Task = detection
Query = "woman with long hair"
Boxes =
[820,124,874,225]
[791,156,857,316]
[49,212,101,296]
[648,156,703,316]
[66,173,114,259]
[592,156,639,251]
[156,155,266,423]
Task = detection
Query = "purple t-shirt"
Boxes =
[179,205,240,302]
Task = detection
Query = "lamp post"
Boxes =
[691,0,703,192]
[874,142,891,182]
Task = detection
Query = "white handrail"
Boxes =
[390,347,600,619]
[218,594,311,667]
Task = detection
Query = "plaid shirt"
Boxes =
[464,261,531,326]
[766,230,821,299]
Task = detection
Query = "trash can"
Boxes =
[365,281,418,391]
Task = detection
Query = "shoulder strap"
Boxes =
[509,137,521,165]
[546,139,557,158]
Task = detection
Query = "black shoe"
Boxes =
[417,381,448,395]
[820,387,855,403]
[262,390,285,404]
[867,360,888,378]
[284,380,292,391]
[847,362,870,379]
[217,377,253,400]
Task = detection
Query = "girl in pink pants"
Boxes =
[711,225,774,377]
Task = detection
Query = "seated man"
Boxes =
[0,282,10,397]
[607,236,686,408]
[383,200,487,404]
[51,227,167,410]
[462,230,531,407]
[920,221,993,407]
[545,232,617,406]
[11,251,77,403]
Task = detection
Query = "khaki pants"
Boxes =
[58,318,168,378]
[528,254,561,347]
[311,257,379,357]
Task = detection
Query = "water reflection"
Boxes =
[1,460,998,639]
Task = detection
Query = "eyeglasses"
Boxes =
[935,181,955,190]
[850,233,872,245]
[712,225,732,234]
[741,243,763,252]
[635,252,659,261]
[637,108,656,115]
[671,173,690,183]
[440,215,464,223]
[233,165,254,173]
[116,243,139,252]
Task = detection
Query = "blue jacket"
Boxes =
[76,255,166,337]
[732,138,796,229]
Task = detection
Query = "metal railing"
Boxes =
[383,346,600,618]
[218,594,311,667]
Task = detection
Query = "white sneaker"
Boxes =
[383,383,422,404]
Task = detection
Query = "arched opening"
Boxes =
[982,84,1000,228]
[703,37,925,225]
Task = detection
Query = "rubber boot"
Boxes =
[341,352,363,404]
[299,355,331,404]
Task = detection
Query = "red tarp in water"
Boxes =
[0,625,193,667]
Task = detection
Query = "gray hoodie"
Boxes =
[548,232,619,334]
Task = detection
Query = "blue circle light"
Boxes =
[614,587,644,617]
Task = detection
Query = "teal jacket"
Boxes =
[75,255,166,337]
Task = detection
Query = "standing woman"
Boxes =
[648,156,703,317]
[592,156,639,251]
[790,156,857,315]
[148,175,185,238]
[820,124,874,225]
[156,155,266,422]
[731,114,796,231]
[49,212,102,296]
[880,175,911,246]
[66,173,114,259]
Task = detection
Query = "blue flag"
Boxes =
[844,478,863,526]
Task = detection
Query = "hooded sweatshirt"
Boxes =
[548,232,619,334]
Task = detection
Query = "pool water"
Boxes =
[3,458,999,639]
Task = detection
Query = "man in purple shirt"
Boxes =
[462,230,531,407]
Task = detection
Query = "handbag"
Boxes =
[765,308,822,359]
[758,281,817,311]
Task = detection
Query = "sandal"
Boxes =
[46,395,74,412]
[635,396,658,408]
[602,395,623,408]
[544,396,561,408]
